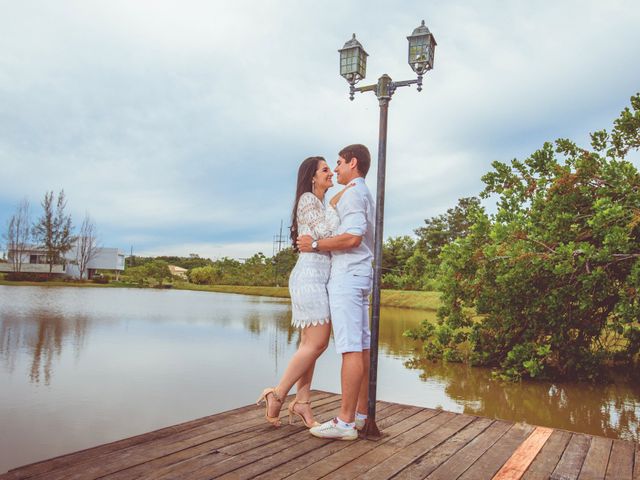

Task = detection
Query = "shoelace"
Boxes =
[318,419,353,431]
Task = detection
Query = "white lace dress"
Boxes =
[289,192,340,328]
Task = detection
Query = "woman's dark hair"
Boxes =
[290,156,325,248]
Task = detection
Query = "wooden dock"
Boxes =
[1,391,638,479]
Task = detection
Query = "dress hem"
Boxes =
[292,317,331,329]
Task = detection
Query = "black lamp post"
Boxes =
[339,20,436,438]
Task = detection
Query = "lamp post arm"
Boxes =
[354,84,378,93]
[349,82,377,100]
[350,73,424,100]
[391,73,424,92]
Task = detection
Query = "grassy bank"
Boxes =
[0,279,139,289]
[172,282,440,310]
[0,278,440,311]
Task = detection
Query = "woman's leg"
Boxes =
[269,321,330,417]
[292,354,318,425]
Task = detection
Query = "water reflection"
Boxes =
[0,309,89,385]
[404,356,640,441]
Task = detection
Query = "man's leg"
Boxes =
[327,274,363,424]
[356,349,370,416]
[310,275,366,440]
[338,351,364,423]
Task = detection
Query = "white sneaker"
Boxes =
[309,418,358,441]
[355,418,366,431]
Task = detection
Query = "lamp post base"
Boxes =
[362,419,383,440]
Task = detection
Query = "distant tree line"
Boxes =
[2,189,99,279]
[123,248,298,288]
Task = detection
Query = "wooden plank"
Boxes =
[218,399,368,457]
[23,395,343,480]
[551,434,591,480]
[428,420,513,480]
[105,397,357,480]
[1,403,260,480]
[604,440,635,480]
[492,426,554,480]
[254,409,447,480]
[2,391,635,480]
[577,436,612,480]
[153,402,401,480]
[393,417,495,479]
[132,397,357,480]
[280,405,424,480]
[150,404,389,478]
[1,390,334,480]
[457,422,535,480]
[103,413,335,480]
[319,409,442,480]
[355,413,476,479]
[220,404,424,480]
[522,430,572,480]
[347,411,458,480]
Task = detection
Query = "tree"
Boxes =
[188,265,222,285]
[414,197,482,262]
[32,190,76,275]
[75,213,99,280]
[145,259,171,286]
[381,235,418,289]
[155,255,213,270]
[271,247,298,286]
[408,93,640,381]
[122,265,148,285]
[3,198,31,272]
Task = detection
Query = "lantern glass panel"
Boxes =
[340,47,366,80]
[357,51,366,78]
[427,41,435,67]
[409,38,427,63]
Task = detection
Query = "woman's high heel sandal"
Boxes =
[288,398,320,428]
[257,388,283,427]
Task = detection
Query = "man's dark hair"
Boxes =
[339,144,371,177]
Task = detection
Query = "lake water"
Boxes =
[0,285,638,473]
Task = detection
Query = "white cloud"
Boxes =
[1,0,639,257]
[139,241,275,260]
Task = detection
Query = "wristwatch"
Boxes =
[311,240,319,252]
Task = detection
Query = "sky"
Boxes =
[1,0,639,260]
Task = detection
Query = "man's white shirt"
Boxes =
[330,176,375,277]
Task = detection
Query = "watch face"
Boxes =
[312,241,318,249]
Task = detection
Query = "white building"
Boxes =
[2,245,125,279]
[66,247,126,280]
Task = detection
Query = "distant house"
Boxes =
[66,247,126,280]
[1,246,66,274]
[168,265,188,280]
[2,245,125,279]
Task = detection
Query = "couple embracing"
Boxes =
[258,143,375,441]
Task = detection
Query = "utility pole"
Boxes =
[272,220,286,286]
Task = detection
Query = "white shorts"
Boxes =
[328,273,372,354]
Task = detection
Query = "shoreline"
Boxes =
[0,279,440,311]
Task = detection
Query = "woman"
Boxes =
[257,156,351,428]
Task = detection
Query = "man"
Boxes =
[297,143,375,440]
